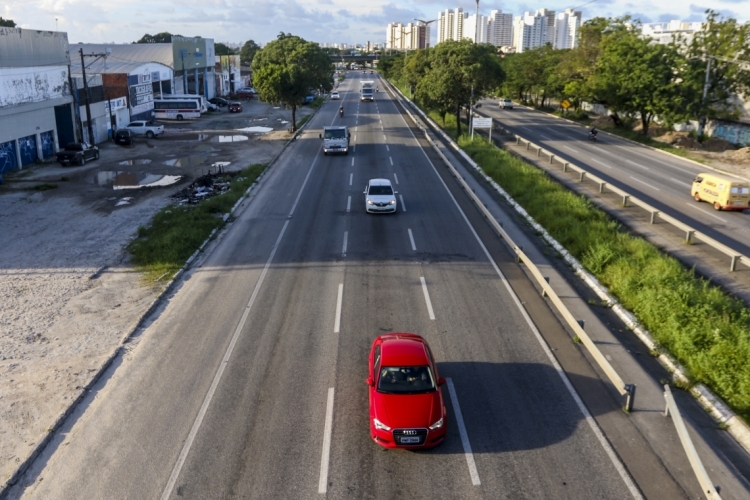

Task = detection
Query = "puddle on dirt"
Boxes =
[235,126,274,133]
[190,144,216,152]
[159,133,210,141]
[118,159,152,166]
[96,171,183,190]
[164,155,210,167]
[214,135,249,143]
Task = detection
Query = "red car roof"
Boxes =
[380,334,429,366]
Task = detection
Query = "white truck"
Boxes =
[125,120,165,138]
[320,126,351,155]
[360,81,375,102]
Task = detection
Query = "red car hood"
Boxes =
[372,391,442,429]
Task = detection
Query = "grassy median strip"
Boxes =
[454,134,750,421]
[127,163,266,282]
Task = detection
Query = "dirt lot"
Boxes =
[0,98,315,487]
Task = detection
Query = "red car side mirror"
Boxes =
[366,376,374,386]
[438,377,446,386]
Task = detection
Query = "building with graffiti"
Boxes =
[0,28,76,178]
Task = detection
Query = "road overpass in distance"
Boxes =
[330,54,379,64]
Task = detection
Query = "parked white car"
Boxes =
[364,179,398,213]
[125,120,164,138]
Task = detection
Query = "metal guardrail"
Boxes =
[663,385,722,499]
[387,82,636,412]
[484,114,750,272]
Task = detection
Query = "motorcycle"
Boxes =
[339,107,344,117]
[376,87,379,92]
[588,131,598,141]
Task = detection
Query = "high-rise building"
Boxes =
[437,8,465,44]
[536,8,556,45]
[386,22,429,50]
[553,9,582,49]
[488,10,513,47]
[464,13,488,43]
[513,12,547,53]
[641,20,704,45]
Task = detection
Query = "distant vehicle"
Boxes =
[125,120,164,138]
[155,93,208,113]
[114,129,135,146]
[235,87,257,99]
[360,81,375,102]
[228,102,243,113]
[330,91,340,100]
[209,97,229,107]
[364,178,397,213]
[153,99,201,121]
[367,333,446,448]
[320,126,350,155]
[500,98,513,109]
[692,173,750,211]
[55,143,99,166]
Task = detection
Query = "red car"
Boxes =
[367,333,447,449]
[228,102,242,113]
[235,87,256,99]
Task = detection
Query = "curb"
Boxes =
[0,110,311,495]
[395,84,750,456]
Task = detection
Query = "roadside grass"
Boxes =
[297,115,312,128]
[309,97,325,110]
[127,163,267,283]
[456,135,750,421]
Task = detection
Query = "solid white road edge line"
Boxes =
[446,378,481,486]
[318,387,335,494]
[408,228,416,251]
[399,195,406,212]
[342,232,348,258]
[397,102,643,499]
[420,276,436,320]
[334,283,343,333]
[160,219,291,500]
[347,196,351,212]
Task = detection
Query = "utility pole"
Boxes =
[470,0,479,138]
[697,56,712,140]
[79,48,95,144]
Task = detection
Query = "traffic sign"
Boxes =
[561,99,571,109]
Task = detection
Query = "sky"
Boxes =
[3,0,749,48]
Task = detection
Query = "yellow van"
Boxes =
[691,173,750,211]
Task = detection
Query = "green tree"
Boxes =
[418,40,503,136]
[215,43,233,56]
[402,50,430,98]
[0,17,16,27]
[240,40,261,66]
[252,34,332,131]
[135,32,180,43]
[671,10,750,136]
[593,21,679,135]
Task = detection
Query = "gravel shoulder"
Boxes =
[0,99,313,486]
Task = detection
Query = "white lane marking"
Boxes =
[539,134,551,141]
[383,135,387,141]
[389,157,393,166]
[687,203,726,221]
[393,173,399,184]
[420,276,435,320]
[563,146,579,153]
[408,228,417,250]
[161,220,291,500]
[349,173,353,186]
[354,135,357,142]
[342,232,348,258]
[398,107,643,500]
[346,196,351,212]
[334,283,344,332]
[399,194,405,211]
[624,159,646,169]
[318,387,335,493]
[520,126,533,132]
[670,177,691,188]
[446,378,481,486]
[590,157,612,169]
[386,145,390,152]
[630,176,660,190]
[351,157,355,167]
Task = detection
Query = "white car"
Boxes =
[500,98,513,109]
[331,91,340,100]
[364,179,398,214]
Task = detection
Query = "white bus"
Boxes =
[153,99,201,121]
[154,94,208,113]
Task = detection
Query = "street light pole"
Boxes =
[470,0,479,138]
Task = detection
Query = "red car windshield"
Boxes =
[377,366,435,394]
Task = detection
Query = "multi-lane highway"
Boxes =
[476,100,750,256]
[7,73,724,499]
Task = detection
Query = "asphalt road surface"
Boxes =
[9,75,655,499]
[477,100,750,257]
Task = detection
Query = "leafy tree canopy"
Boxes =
[215,43,234,56]
[251,34,333,130]
[135,32,181,44]
[0,17,16,27]
[240,40,261,66]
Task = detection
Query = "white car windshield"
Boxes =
[368,185,393,196]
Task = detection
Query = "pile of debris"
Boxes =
[730,147,750,162]
[702,138,734,153]
[170,172,232,205]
